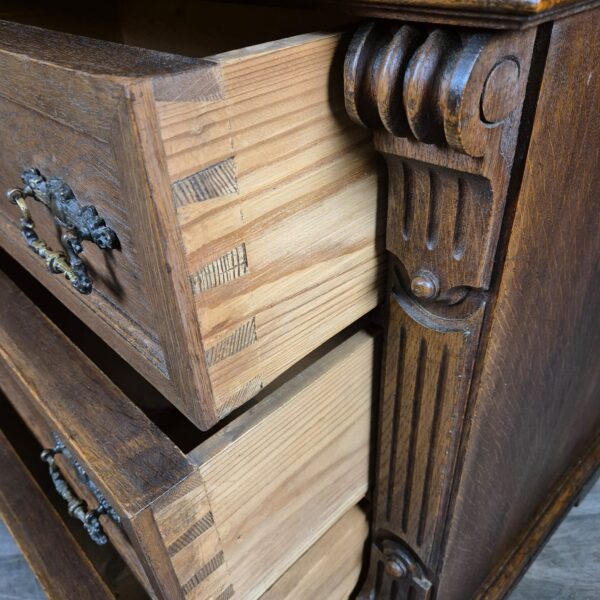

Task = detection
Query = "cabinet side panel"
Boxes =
[439,10,600,599]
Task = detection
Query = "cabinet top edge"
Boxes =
[326,0,600,28]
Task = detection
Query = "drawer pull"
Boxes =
[41,435,121,545]
[6,169,119,294]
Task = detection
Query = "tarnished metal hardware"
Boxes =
[380,539,431,591]
[359,537,433,600]
[41,434,121,545]
[6,168,119,294]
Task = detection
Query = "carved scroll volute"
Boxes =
[344,21,536,599]
[345,22,536,301]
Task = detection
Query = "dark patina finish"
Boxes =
[41,433,121,545]
[6,168,118,294]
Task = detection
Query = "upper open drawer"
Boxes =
[0,13,383,429]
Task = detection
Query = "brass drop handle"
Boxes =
[6,169,119,294]
[40,435,121,546]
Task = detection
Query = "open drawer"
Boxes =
[0,267,375,599]
[0,6,383,430]
[0,409,367,600]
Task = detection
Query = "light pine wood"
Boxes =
[154,331,374,600]
[0,269,374,599]
[0,20,383,429]
[262,505,368,600]
[156,33,384,419]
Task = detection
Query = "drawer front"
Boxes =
[0,268,373,600]
[0,426,116,600]
[0,397,155,596]
[0,22,178,397]
[0,19,383,430]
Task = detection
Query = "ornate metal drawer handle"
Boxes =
[40,435,121,546]
[6,169,119,294]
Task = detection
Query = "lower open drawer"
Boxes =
[0,401,368,600]
[0,266,375,599]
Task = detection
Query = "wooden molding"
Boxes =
[343,21,537,598]
[327,0,600,29]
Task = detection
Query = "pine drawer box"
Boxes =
[0,269,374,600]
[0,15,383,429]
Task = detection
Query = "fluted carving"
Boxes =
[387,159,492,302]
[346,21,537,600]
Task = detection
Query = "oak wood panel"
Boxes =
[0,365,159,597]
[262,505,368,600]
[341,18,551,599]
[115,79,217,429]
[156,33,385,418]
[0,428,113,600]
[0,97,165,364]
[437,10,600,599]
[154,331,375,600]
[0,19,184,402]
[478,438,600,599]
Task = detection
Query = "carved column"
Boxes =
[344,23,536,599]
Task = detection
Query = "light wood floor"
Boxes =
[0,481,598,599]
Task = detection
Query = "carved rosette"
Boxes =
[344,21,536,599]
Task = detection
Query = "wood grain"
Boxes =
[155,331,375,600]
[343,18,546,599]
[0,265,375,599]
[126,508,186,600]
[345,22,535,303]
[0,428,113,600]
[0,269,191,519]
[262,505,368,600]
[0,23,171,392]
[115,79,217,429]
[438,11,600,599]
[359,283,484,598]
[479,439,600,599]
[156,32,384,419]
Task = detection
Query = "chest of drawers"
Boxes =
[1,2,599,600]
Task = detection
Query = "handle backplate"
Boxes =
[6,169,118,294]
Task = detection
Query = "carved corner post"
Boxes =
[344,23,536,599]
